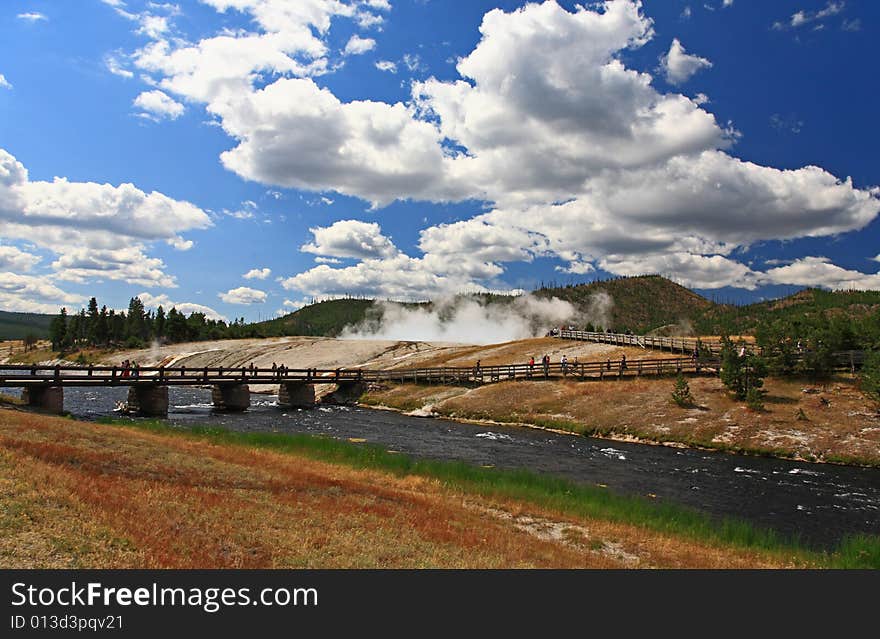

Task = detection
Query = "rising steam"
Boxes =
[341,294,576,344]
[584,291,614,331]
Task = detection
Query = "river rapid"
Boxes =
[8,384,879,550]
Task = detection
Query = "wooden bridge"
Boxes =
[2,337,863,416]
[2,354,713,416]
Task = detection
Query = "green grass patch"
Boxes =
[97,417,879,568]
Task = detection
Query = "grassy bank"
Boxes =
[101,417,880,567]
[361,375,880,468]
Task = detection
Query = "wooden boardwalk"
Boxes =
[557,329,727,354]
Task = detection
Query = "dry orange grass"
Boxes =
[0,408,800,568]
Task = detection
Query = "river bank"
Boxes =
[360,374,880,467]
[5,406,877,568]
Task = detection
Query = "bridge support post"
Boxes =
[127,384,168,417]
[322,381,366,405]
[278,382,315,409]
[22,385,64,414]
[212,384,250,412]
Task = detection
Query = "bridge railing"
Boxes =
[0,364,367,386]
[557,330,729,354]
[362,355,716,384]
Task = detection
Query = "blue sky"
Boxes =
[0,0,878,321]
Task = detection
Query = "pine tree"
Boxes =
[49,308,68,351]
[671,373,695,407]
[86,297,99,344]
[154,305,166,340]
[719,336,767,402]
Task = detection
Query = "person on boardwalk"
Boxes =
[620,354,627,372]
[121,359,130,379]
[528,356,535,377]
[542,354,550,377]
[561,354,568,375]
[474,359,482,378]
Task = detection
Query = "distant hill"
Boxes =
[534,275,714,334]
[253,299,378,337]
[694,288,880,335]
[0,310,53,340]
[247,276,880,339]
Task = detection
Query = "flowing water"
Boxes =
[7,384,880,550]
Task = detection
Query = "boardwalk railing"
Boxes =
[557,329,728,355]
[0,364,366,387]
[365,355,716,385]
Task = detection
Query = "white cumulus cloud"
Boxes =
[660,38,713,85]
[243,267,271,280]
[218,286,268,304]
[133,89,185,120]
[343,34,376,56]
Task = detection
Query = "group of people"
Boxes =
[526,354,554,376]
[119,359,139,378]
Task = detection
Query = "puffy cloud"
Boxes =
[133,89,185,120]
[762,257,880,291]
[0,74,11,90]
[343,35,376,56]
[215,78,464,206]
[0,149,210,251]
[51,247,177,288]
[129,0,362,105]
[301,220,399,260]
[660,39,712,85]
[0,272,82,314]
[243,267,271,280]
[284,218,506,300]
[0,245,40,272]
[0,147,210,288]
[280,254,494,300]
[137,292,227,321]
[599,252,759,290]
[412,0,727,207]
[407,150,879,288]
[166,236,193,251]
[218,286,268,304]
[375,60,397,73]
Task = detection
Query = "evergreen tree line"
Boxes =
[720,311,880,409]
[48,297,259,351]
[754,311,880,378]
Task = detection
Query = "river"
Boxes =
[6,384,879,550]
